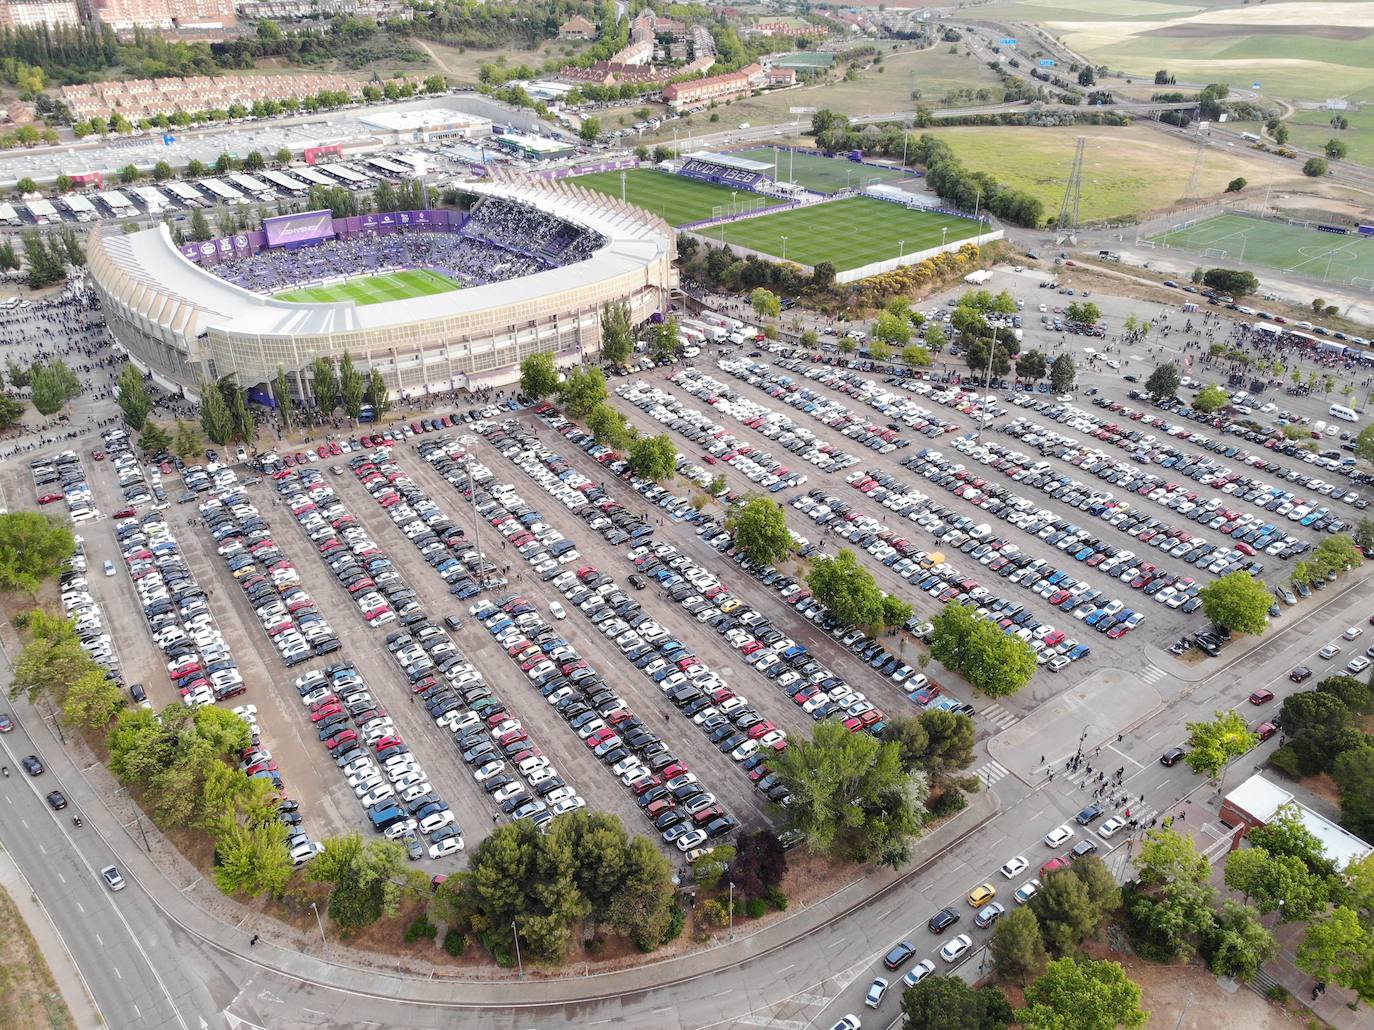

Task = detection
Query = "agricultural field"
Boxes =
[731,147,918,193]
[925,124,1294,224]
[1147,212,1374,285]
[276,268,465,305]
[697,196,983,271]
[574,168,769,225]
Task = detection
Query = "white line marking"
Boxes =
[114,966,123,981]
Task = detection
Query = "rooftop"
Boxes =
[1227,773,1372,869]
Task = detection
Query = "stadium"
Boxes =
[87,177,676,401]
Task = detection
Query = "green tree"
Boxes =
[874,311,911,347]
[272,366,292,431]
[1194,383,1228,413]
[0,514,75,594]
[1050,353,1076,393]
[929,601,1037,697]
[750,287,781,319]
[1325,139,1349,160]
[189,208,212,242]
[1334,743,1374,840]
[587,402,635,448]
[153,160,173,182]
[600,302,634,366]
[868,340,892,362]
[1304,156,1330,177]
[556,367,607,418]
[915,708,976,773]
[650,317,680,364]
[1202,268,1260,297]
[1030,869,1100,955]
[60,667,124,729]
[991,905,1048,984]
[1199,571,1273,635]
[1016,349,1048,380]
[900,975,1014,1030]
[199,378,233,446]
[901,344,932,367]
[0,395,21,433]
[1225,177,1247,193]
[1021,958,1147,1030]
[29,360,81,415]
[1185,709,1259,779]
[172,418,201,465]
[138,422,171,454]
[211,820,292,897]
[580,117,601,142]
[310,833,409,928]
[726,495,792,566]
[367,368,390,421]
[807,548,885,630]
[925,323,948,353]
[1280,692,1355,776]
[337,351,365,420]
[771,719,928,867]
[1249,804,1338,878]
[1223,846,1327,920]
[627,434,677,481]
[1296,906,1374,1003]
[1136,826,1212,887]
[607,835,675,950]
[116,363,152,430]
[311,357,339,415]
[1145,362,1181,400]
[1200,900,1276,982]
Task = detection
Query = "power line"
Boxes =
[1055,136,1085,245]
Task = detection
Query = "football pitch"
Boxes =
[701,197,984,272]
[573,168,770,226]
[732,147,915,194]
[275,268,465,305]
[1147,214,1374,286]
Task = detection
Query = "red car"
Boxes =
[113,507,136,519]
[1256,721,1278,742]
[37,492,62,505]
[1249,689,1274,705]
[325,729,358,751]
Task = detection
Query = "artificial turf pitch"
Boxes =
[700,197,985,272]
[275,268,465,305]
[1147,213,1374,285]
[573,168,771,226]
[731,147,915,194]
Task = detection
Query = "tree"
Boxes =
[900,975,1014,1030]
[337,351,365,420]
[916,709,976,773]
[1199,571,1273,635]
[650,318,679,364]
[198,379,233,446]
[925,323,948,353]
[874,311,911,347]
[1272,124,1289,145]
[0,394,21,433]
[771,720,927,867]
[901,344,932,367]
[868,341,892,363]
[172,419,201,465]
[0,513,75,594]
[1022,958,1147,1030]
[153,160,173,182]
[726,496,791,566]
[1016,350,1048,380]
[275,148,293,165]
[367,369,390,421]
[579,117,601,142]
[1249,805,1337,879]
[1325,139,1349,160]
[730,831,788,896]
[1318,674,1373,714]
[1296,906,1374,1003]
[1225,177,1247,193]
[556,367,606,418]
[1185,709,1259,779]
[1304,156,1330,177]
[627,434,677,482]
[60,667,124,730]
[10,609,100,703]
[1145,362,1181,401]
[600,302,634,366]
[1200,900,1276,982]
[1194,383,1228,413]
[808,548,885,630]
[116,363,152,430]
[138,423,172,455]
[1334,743,1374,840]
[929,601,1036,697]
[1356,425,1374,464]
[587,403,635,448]
[311,357,339,415]
[272,366,292,430]
[1280,691,1355,776]
[991,906,1048,984]
[310,832,408,928]
[243,150,265,171]
[607,835,675,950]
[1135,827,1211,888]
[212,820,292,898]
[750,288,780,319]
[1065,301,1101,326]
[1223,846,1327,920]
[811,260,836,292]
[1202,268,1260,297]
[29,360,81,415]
[1030,870,1100,955]
[189,208,212,242]
[1050,353,1076,393]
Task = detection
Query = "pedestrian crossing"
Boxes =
[980,702,1020,730]
[1138,663,1167,686]
[974,760,1011,787]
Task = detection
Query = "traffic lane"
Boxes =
[0,715,196,1030]
[238,479,497,860]
[325,461,645,837]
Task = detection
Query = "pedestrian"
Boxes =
[492,812,499,824]
[249,934,259,947]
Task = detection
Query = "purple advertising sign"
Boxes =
[264,209,337,248]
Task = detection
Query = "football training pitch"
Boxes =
[701,197,984,272]
[573,168,772,226]
[275,268,465,305]
[1147,214,1374,286]
[732,147,915,194]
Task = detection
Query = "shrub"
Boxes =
[442,929,467,956]
[664,903,686,943]
[765,886,789,911]
[1268,744,1303,779]
[405,915,437,944]
[745,897,768,919]
[928,788,968,818]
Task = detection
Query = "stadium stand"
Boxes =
[677,152,773,190]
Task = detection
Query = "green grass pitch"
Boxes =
[1147,214,1374,284]
[700,197,985,272]
[275,268,465,305]
[573,168,770,226]
[732,147,915,194]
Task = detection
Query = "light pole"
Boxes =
[899,239,905,259]
[781,235,788,262]
[728,881,735,940]
[941,226,948,250]
[310,900,325,944]
[730,190,737,217]
[512,919,524,977]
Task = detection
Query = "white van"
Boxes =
[1329,403,1360,423]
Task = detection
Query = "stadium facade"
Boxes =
[88,178,676,401]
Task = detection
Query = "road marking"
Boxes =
[1107,745,1143,770]
[877,906,897,920]
[302,1009,325,1017]
[974,760,1010,786]
[1137,663,1167,686]
[37,843,45,855]
[734,1016,809,1029]
[791,993,832,1006]
[979,702,1020,730]
[114,966,123,981]
[75,902,84,914]
[827,937,848,949]
[95,934,103,946]
[776,962,795,974]
[133,1004,141,1018]
[56,872,65,883]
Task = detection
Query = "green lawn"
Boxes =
[732,147,916,194]
[574,168,765,226]
[275,268,465,305]
[701,196,983,271]
[1147,213,1374,286]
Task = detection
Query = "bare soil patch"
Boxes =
[1149,22,1371,40]
[0,884,73,1030]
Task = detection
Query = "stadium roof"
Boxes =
[689,151,774,172]
[93,179,671,340]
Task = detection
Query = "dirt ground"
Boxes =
[1127,956,1306,1030]
[0,884,73,1030]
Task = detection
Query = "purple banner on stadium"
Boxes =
[264,209,337,248]
[180,210,468,268]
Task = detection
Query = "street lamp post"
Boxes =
[730,190,737,217]
[728,881,735,940]
[781,235,788,262]
[310,900,326,944]
[899,239,905,259]
[941,226,949,250]
[512,919,524,977]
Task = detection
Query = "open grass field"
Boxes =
[731,147,917,193]
[927,125,1291,223]
[699,196,983,271]
[1147,212,1374,284]
[574,168,770,225]
[276,268,464,305]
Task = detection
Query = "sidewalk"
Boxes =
[0,847,104,1029]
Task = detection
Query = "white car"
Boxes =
[1098,817,1126,839]
[999,855,1028,879]
[676,829,708,851]
[1043,824,1075,848]
[1014,879,1041,905]
[428,836,464,859]
[939,934,973,963]
[864,977,889,1009]
[549,601,567,620]
[902,958,936,988]
[1349,656,1371,675]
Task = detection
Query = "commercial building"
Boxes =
[0,0,81,28]
[492,132,576,161]
[87,178,675,398]
[1221,774,1372,868]
[662,62,764,111]
[357,107,492,144]
[558,14,596,39]
[86,0,235,30]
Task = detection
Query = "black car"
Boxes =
[1160,747,1187,767]
[21,755,43,776]
[882,939,917,970]
[927,907,960,934]
[1075,804,1104,825]
[45,790,67,810]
